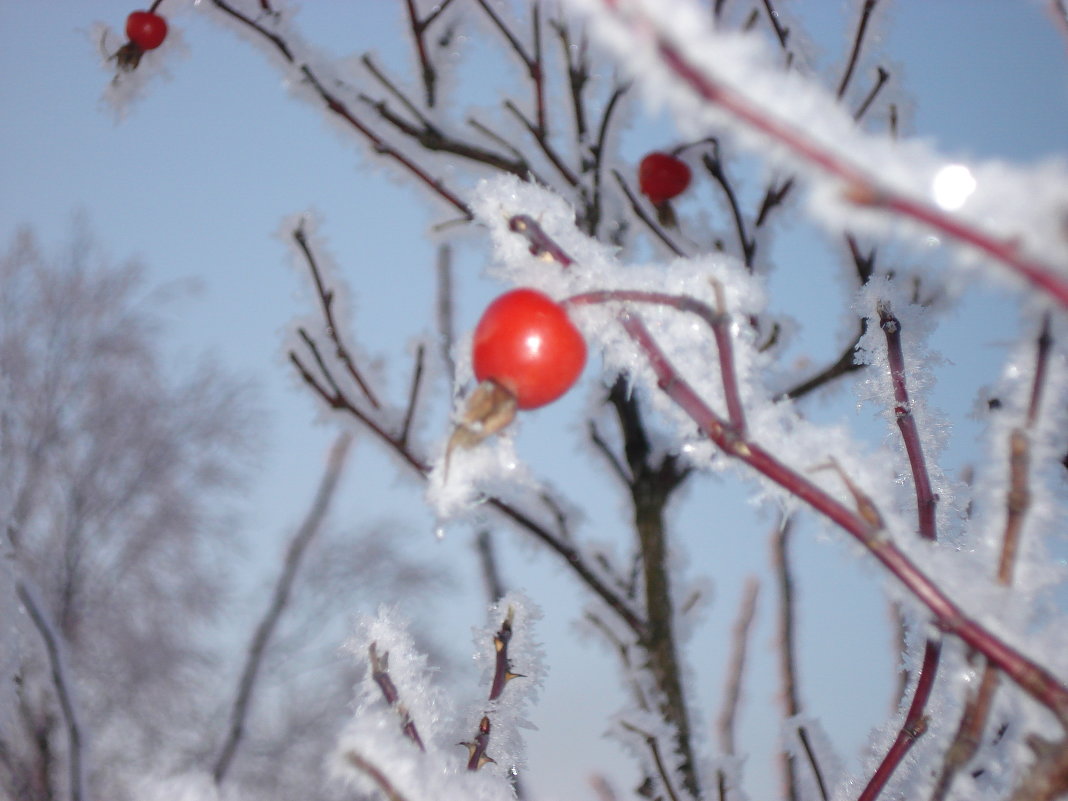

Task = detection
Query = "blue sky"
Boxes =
[2,3,1067,800]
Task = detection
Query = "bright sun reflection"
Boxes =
[931,163,976,211]
[524,332,543,355]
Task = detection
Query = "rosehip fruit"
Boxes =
[125,10,168,51]
[472,288,586,410]
[638,152,692,205]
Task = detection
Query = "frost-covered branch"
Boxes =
[503,210,1068,729]
[857,301,944,801]
[716,576,759,757]
[932,317,1061,801]
[582,0,1068,309]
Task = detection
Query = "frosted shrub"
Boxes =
[64,1,1068,799]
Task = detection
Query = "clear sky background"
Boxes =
[2,2,1067,800]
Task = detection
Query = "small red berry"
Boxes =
[126,10,168,51]
[472,288,586,410]
[638,152,692,205]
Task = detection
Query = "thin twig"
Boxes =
[505,100,580,187]
[772,516,800,801]
[213,432,353,784]
[344,750,413,801]
[618,721,683,801]
[854,66,890,122]
[611,170,687,256]
[476,530,506,603]
[702,143,756,268]
[358,61,529,177]
[293,223,381,409]
[837,0,880,99]
[779,320,867,400]
[717,577,760,755]
[399,344,425,448]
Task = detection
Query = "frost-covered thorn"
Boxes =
[369,642,425,750]
[489,606,521,701]
[462,716,496,770]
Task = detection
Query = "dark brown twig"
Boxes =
[702,143,756,268]
[399,344,425,448]
[358,58,530,178]
[854,67,890,122]
[403,0,458,107]
[837,0,880,99]
[476,530,506,603]
[610,170,687,256]
[293,223,381,410]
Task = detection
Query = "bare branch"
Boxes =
[618,721,683,801]
[213,433,353,784]
[399,344,425,449]
[716,576,759,755]
[611,170,688,256]
[837,0,881,99]
[476,530,506,604]
[293,222,380,410]
[16,580,85,801]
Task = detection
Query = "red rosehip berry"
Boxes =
[472,288,586,410]
[638,152,692,205]
[125,10,168,51]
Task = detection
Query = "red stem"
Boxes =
[878,302,936,540]
[564,288,745,432]
[854,302,943,801]
[617,310,1068,725]
[857,638,941,801]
